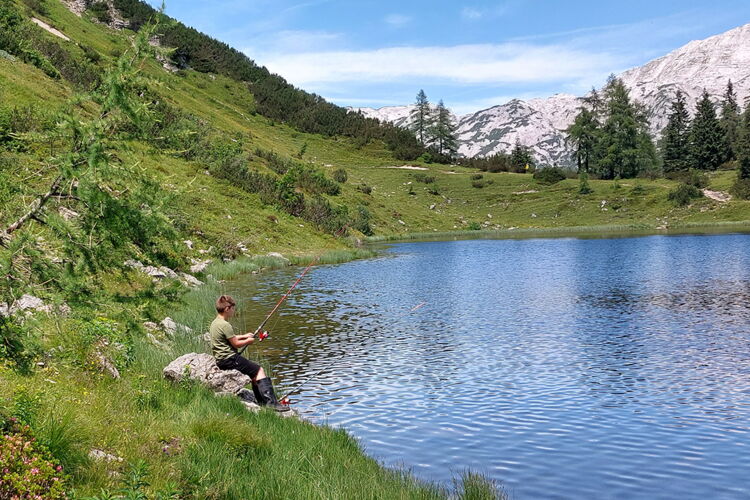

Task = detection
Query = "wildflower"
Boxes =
[30,467,39,475]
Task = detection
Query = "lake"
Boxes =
[230,234,750,499]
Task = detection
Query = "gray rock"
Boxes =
[163,353,251,395]
[183,240,194,250]
[189,258,212,274]
[89,449,123,463]
[160,317,192,336]
[179,273,203,288]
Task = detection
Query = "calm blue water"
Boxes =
[231,234,750,499]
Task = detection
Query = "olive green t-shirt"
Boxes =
[210,316,237,361]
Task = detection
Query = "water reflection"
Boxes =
[229,234,750,499]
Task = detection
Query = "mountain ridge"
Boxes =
[352,22,750,165]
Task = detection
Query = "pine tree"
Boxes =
[566,107,599,172]
[509,140,535,173]
[689,90,725,170]
[429,100,458,156]
[596,78,652,179]
[409,89,432,145]
[720,80,741,161]
[736,108,750,180]
[661,90,691,173]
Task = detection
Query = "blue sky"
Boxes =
[152,1,750,115]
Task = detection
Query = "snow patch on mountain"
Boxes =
[351,23,750,167]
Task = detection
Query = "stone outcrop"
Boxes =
[163,353,258,410]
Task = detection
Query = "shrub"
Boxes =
[350,205,373,236]
[533,167,566,185]
[467,222,481,230]
[471,180,486,188]
[357,184,372,195]
[730,178,750,200]
[0,418,68,499]
[332,168,348,183]
[21,0,48,15]
[631,183,646,195]
[413,173,435,184]
[88,2,112,24]
[666,169,708,189]
[668,183,702,206]
[0,316,42,374]
[470,174,484,180]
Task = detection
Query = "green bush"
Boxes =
[350,205,373,236]
[333,168,348,183]
[471,180,486,188]
[413,173,435,184]
[470,173,484,180]
[88,2,112,24]
[730,178,750,200]
[666,169,708,189]
[668,183,702,206]
[0,316,42,374]
[533,167,567,185]
[357,183,373,195]
[0,419,68,499]
[467,222,482,230]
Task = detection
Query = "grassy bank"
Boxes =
[0,249,504,498]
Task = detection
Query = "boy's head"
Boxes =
[216,295,236,317]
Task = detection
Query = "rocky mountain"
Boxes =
[352,23,750,166]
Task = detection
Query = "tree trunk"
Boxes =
[1,175,63,246]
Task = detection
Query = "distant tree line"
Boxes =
[108,0,425,160]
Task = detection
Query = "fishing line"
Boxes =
[238,224,349,357]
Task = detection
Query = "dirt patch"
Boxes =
[31,18,70,41]
[702,189,731,202]
[383,165,428,171]
[513,190,539,195]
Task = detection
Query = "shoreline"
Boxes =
[367,220,750,244]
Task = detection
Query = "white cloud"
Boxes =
[255,43,620,87]
[385,14,411,27]
[461,7,483,20]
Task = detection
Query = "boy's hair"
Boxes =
[216,295,236,313]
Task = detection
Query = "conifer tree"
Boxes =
[736,108,750,180]
[596,77,652,179]
[409,89,432,145]
[566,107,599,172]
[661,90,691,174]
[720,80,741,161]
[429,100,458,156]
[509,140,535,173]
[689,90,725,170]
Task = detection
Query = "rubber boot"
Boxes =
[256,377,290,412]
[251,382,263,405]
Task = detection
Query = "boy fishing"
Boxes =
[210,295,290,412]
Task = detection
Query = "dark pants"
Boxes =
[216,354,261,380]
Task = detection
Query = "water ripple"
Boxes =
[230,234,750,499]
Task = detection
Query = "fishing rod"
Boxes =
[238,224,349,355]
[278,301,429,405]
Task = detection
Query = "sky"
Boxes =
[150,0,750,115]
